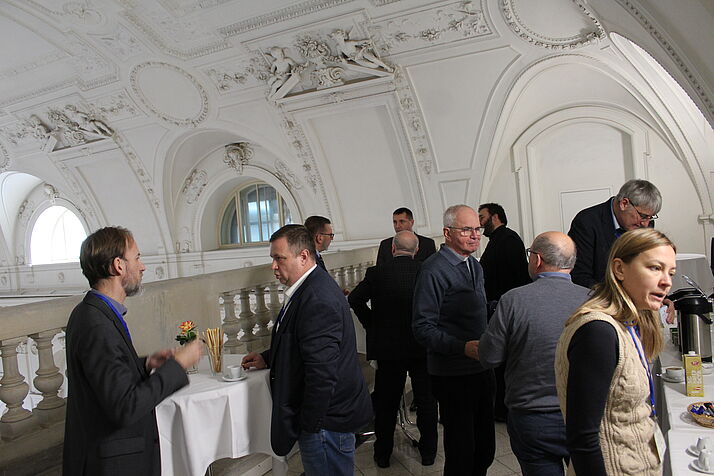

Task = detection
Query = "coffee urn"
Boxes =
[669,288,713,362]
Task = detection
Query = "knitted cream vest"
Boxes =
[555,311,661,476]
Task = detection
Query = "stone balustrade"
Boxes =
[0,245,376,468]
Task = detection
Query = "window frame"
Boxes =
[217,181,291,249]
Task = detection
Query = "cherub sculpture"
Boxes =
[267,47,299,99]
[330,29,394,73]
[64,105,114,137]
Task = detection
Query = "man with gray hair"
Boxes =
[476,232,589,476]
[568,179,661,288]
[413,204,494,476]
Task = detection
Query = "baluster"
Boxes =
[254,285,271,337]
[345,265,355,289]
[330,269,339,282]
[336,267,347,290]
[355,263,366,282]
[237,288,257,351]
[268,282,282,318]
[28,329,65,427]
[0,337,36,440]
[221,291,241,354]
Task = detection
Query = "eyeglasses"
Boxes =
[319,233,335,238]
[630,202,659,221]
[525,248,540,259]
[447,226,484,237]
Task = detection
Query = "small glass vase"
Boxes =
[206,344,224,376]
[179,340,199,374]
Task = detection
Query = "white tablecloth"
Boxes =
[156,354,286,476]
[658,338,714,475]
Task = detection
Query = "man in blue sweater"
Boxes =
[412,204,494,476]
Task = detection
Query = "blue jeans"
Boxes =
[507,409,568,476]
[298,429,355,476]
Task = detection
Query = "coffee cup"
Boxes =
[699,448,713,471]
[226,364,243,379]
[664,366,684,381]
[698,437,713,453]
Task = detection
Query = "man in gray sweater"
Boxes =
[477,231,589,476]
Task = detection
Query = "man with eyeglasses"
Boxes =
[412,204,495,476]
[304,215,334,271]
[568,179,661,289]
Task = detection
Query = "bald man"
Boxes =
[476,232,589,476]
[349,231,438,468]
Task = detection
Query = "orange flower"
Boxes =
[179,320,195,333]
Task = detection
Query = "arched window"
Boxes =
[219,182,293,247]
[30,206,87,264]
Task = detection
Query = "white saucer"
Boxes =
[690,460,714,474]
[222,375,247,382]
[688,445,701,457]
[661,374,685,383]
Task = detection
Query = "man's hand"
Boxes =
[146,348,175,370]
[663,298,676,324]
[174,339,202,370]
[465,340,479,360]
[242,352,267,370]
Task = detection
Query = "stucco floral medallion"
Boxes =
[130,62,209,127]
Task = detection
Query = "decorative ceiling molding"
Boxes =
[613,0,714,123]
[91,91,142,122]
[218,0,355,37]
[274,159,303,191]
[0,141,10,172]
[88,25,148,61]
[129,62,209,127]
[275,105,332,217]
[23,0,105,25]
[122,10,230,59]
[203,56,270,94]
[501,0,605,50]
[114,132,161,209]
[392,67,434,176]
[369,0,492,56]
[0,52,65,81]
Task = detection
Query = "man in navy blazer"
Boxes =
[242,225,371,475]
[63,227,201,476]
[376,207,436,265]
[568,179,661,289]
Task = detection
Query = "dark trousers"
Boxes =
[431,371,496,476]
[507,409,568,476]
[373,358,438,460]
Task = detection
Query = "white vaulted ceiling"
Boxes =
[0,0,712,292]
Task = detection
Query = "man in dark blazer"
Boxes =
[242,225,371,476]
[349,231,437,469]
[63,227,201,476]
[376,207,436,265]
[304,215,333,271]
[568,179,661,289]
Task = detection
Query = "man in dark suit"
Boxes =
[349,231,438,469]
[63,227,201,476]
[304,215,333,271]
[242,225,371,476]
[568,179,662,289]
[376,207,436,265]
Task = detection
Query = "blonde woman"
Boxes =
[555,228,676,475]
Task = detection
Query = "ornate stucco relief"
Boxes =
[182,169,208,205]
[501,0,605,49]
[114,133,161,209]
[24,0,105,25]
[130,62,209,127]
[89,24,148,61]
[369,0,491,56]
[91,91,142,121]
[224,143,254,174]
[203,57,270,93]
[0,142,9,172]
[393,68,434,176]
[274,160,303,191]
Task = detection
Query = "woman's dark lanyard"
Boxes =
[94,292,132,342]
[625,321,656,419]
